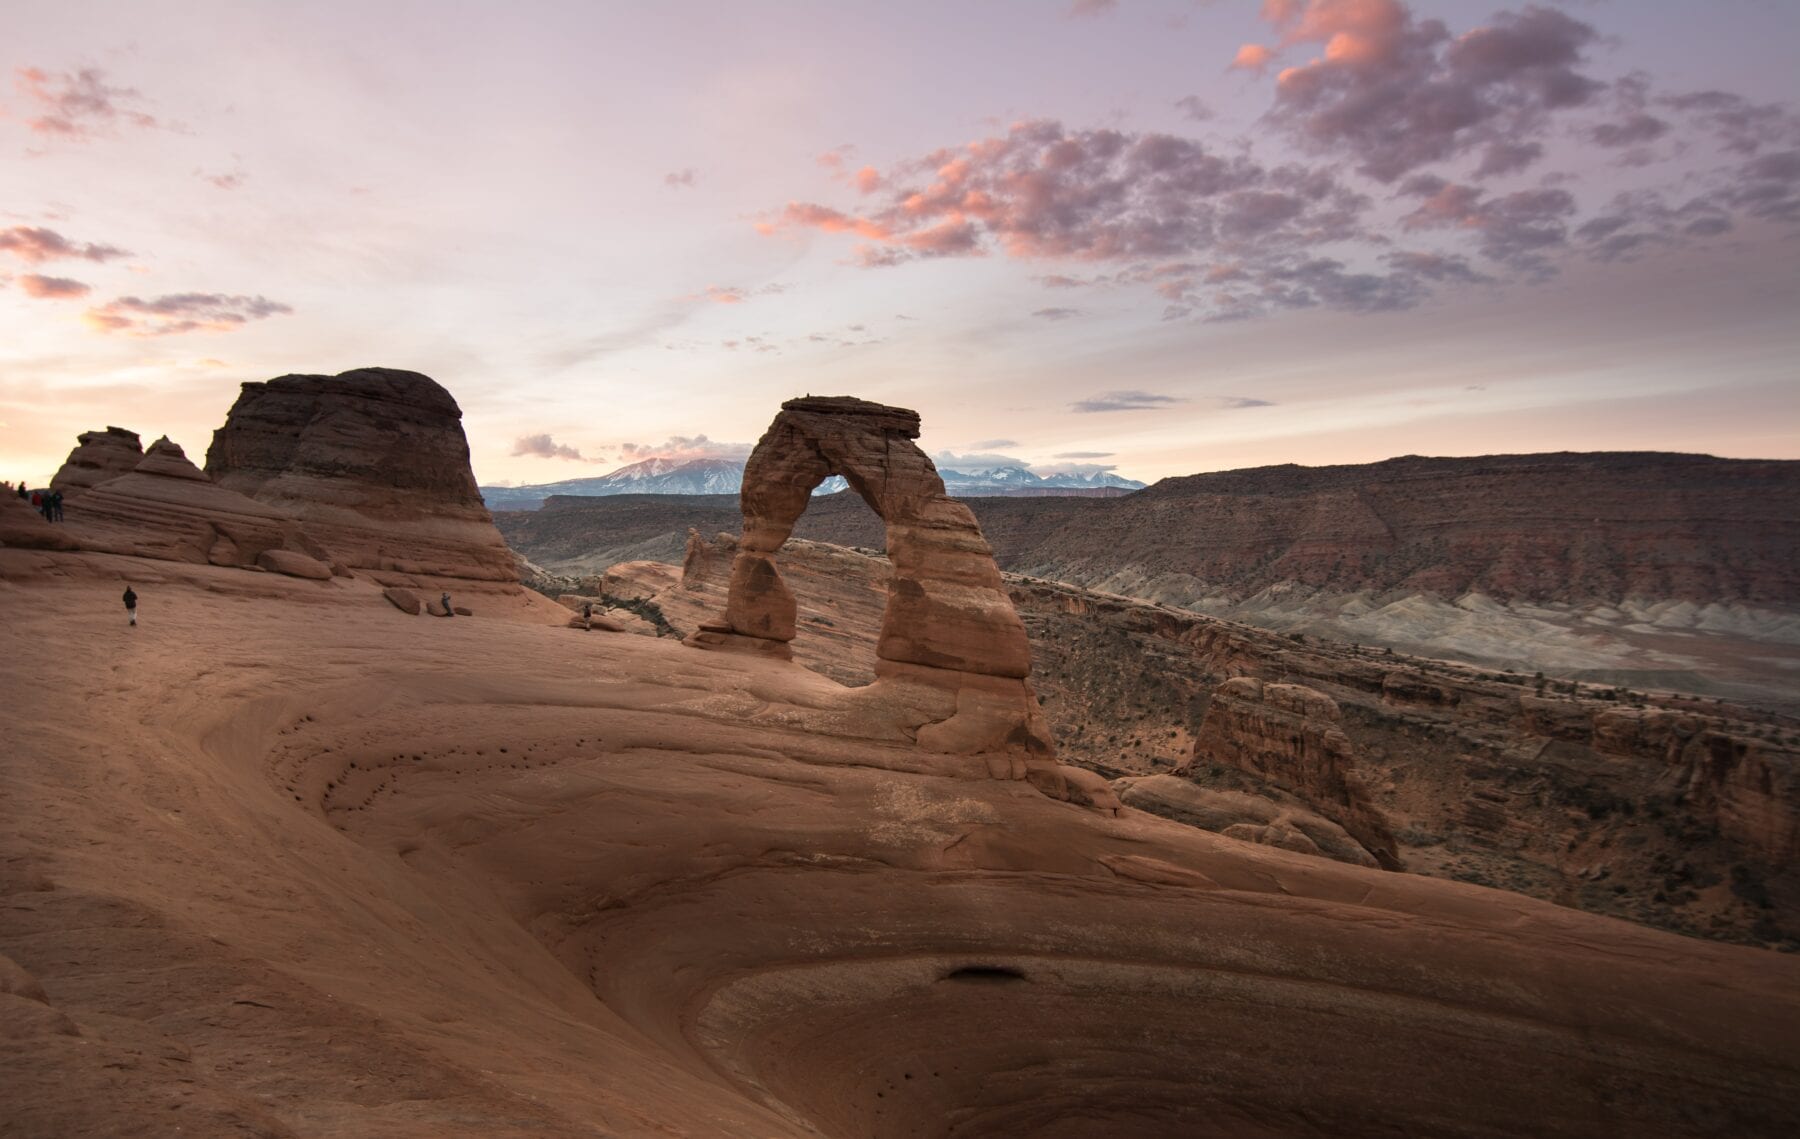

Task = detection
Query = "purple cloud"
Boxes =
[1258,1,1602,182]
[84,293,293,337]
[1072,390,1183,413]
[511,433,585,461]
[0,225,130,264]
[18,273,89,299]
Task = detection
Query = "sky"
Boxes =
[3,0,1797,489]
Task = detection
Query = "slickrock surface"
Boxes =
[606,537,1800,949]
[61,437,300,567]
[3,552,1798,1137]
[0,490,80,550]
[205,367,518,584]
[691,396,1061,792]
[48,425,143,496]
[1181,678,1402,869]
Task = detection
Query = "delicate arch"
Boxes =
[699,396,1031,678]
[688,396,1064,787]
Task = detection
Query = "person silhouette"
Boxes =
[123,585,138,627]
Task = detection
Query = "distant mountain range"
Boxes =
[480,456,1143,509]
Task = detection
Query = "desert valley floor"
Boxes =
[4,554,1799,1137]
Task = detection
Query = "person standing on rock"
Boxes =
[441,590,453,618]
[123,585,138,627]
[581,601,593,631]
[50,490,64,522]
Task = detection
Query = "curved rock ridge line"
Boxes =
[3,565,1798,1137]
[690,395,1065,794]
[204,367,519,584]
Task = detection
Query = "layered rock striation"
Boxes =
[1179,678,1403,869]
[62,437,300,567]
[205,367,517,584]
[690,396,1061,790]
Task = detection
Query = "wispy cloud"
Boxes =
[0,225,130,264]
[930,448,1030,472]
[1219,396,1273,409]
[663,168,697,188]
[511,433,585,461]
[1032,306,1081,321]
[1055,450,1114,459]
[617,434,752,462]
[11,66,163,141]
[84,293,293,337]
[1071,390,1184,413]
[690,282,792,305]
[18,273,89,299]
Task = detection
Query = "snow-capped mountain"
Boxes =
[481,458,1143,510]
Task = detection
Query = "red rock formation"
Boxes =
[1183,677,1402,869]
[48,426,142,497]
[205,367,517,584]
[690,396,1061,792]
[64,437,298,567]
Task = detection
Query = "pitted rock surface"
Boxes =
[49,426,143,497]
[691,396,1059,789]
[205,368,517,584]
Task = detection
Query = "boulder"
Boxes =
[425,599,452,617]
[256,549,332,580]
[382,587,421,615]
[204,368,520,585]
[453,606,472,616]
[49,426,142,496]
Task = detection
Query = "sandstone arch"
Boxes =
[689,396,1066,792]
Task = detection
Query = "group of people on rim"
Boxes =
[13,482,64,522]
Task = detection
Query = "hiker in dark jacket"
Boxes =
[123,586,138,627]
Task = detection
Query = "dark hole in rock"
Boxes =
[942,965,1027,983]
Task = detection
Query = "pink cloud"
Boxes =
[12,66,161,140]
[84,292,294,337]
[18,273,89,299]
[689,283,792,304]
[1231,44,1277,75]
[0,225,130,264]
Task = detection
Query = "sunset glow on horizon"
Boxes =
[3,0,1796,490]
